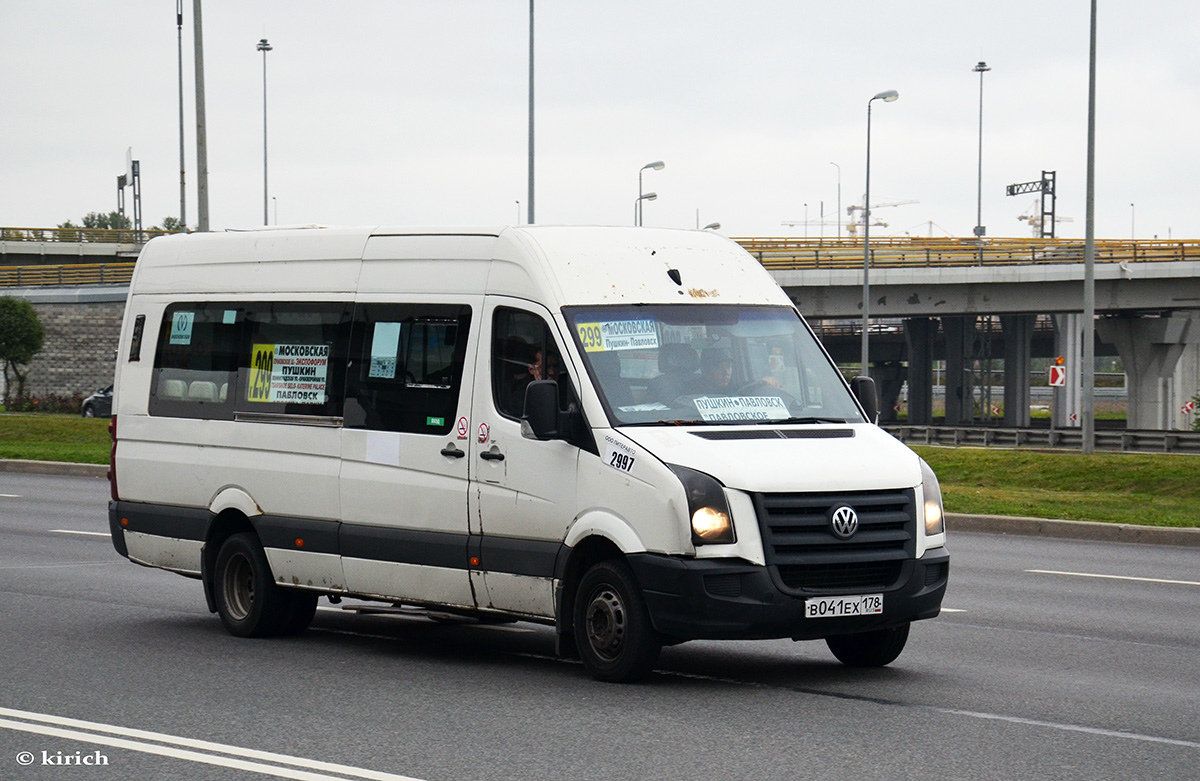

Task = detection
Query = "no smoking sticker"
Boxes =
[457,416,469,439]
[478,423,490,443]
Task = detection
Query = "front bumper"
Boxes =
[627,547,949,642]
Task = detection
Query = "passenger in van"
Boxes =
[648,343,700,403]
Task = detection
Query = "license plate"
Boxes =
[805,594,883,619]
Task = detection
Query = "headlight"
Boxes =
[668,465,735,545]
[920,458,945,537]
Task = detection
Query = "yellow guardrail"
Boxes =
[0,226,176,244]
[0,262,135,287]
[733,237,1200,270]
[3,231,1199,288]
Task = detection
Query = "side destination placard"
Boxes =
[248,343,330,404]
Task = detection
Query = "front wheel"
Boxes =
[825,622,910,667]
[573,560,661,683]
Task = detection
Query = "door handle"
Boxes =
[440,444,465,459]
[479,449,505,462]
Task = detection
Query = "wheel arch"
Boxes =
[200,507,259,614]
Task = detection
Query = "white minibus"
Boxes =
[108,225,948,682]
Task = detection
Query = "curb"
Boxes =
[947,513,1200,548]
[0,459,108,478]
[3,460,1197,548]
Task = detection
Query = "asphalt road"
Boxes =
[1,472,1198,781]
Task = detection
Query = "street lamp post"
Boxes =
[830,162,841,238]
[637,161,664,226]
[861,89,899,378]
[973,61,991,265]
[176,1,186,229]
[635,193,657,225]
[258,38,273,226]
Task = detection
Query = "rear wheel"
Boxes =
[825,623,910,667]
[213,533,297,638]
[573,560,661,683]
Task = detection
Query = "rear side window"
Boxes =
[344,304,472,434]
[149,302,350,420]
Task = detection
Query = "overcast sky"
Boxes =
[2,1,1197,240]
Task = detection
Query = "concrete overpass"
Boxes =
[4,230,1199,432]
[748,237,1200,431]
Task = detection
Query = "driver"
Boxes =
[699,348,782,394]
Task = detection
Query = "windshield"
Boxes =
[565,304,864,426]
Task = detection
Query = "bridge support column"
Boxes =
[904,318,936,425]
[875,362,905,423]
[943,316,977,425]
[1052,314,1082,428]
[1001,315,1035,428]
[1096,313,1200,430]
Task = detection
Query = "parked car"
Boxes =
[80,385,113,418]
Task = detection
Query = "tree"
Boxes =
[158,216,186,233]
[81,211,132,230]
[0,296,45,405]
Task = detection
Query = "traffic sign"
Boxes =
[1048,365,1067,387]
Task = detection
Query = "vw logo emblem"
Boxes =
[830,505,859,539]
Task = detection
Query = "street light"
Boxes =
[830,162,841,238]
[257,37,273,226]
[635,192,657,225]
[861,89,899,378]
[638,161,664,226]
[973,61,990,244]
[703,222,721,231]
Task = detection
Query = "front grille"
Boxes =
[753,489,916,594]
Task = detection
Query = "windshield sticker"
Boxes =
[169,311,195,345]
[603,434,637,473]
[694,396,789,422]
[614,403,672,415]
[577,320,659,352]
[247,343,330,404]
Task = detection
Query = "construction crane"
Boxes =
[844,198,917,235]
[1017,200,1073,237]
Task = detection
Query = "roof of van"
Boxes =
[130,225,792,307]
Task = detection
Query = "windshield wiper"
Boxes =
[778,416,853,424]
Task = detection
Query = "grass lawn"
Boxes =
[913,446,1200,528]
[0,413,110,464]
[2,414,1197,528]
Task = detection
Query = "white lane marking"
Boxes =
[940,608,967,613]
[0,707,424,781]
[0,493,21,498]
[1027,569,1200,587]
[0,562,115,570]
[50,529,110,537]
[940,708,1200,750]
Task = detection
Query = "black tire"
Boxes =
[81,404,94,418]
[573,560,661,683]
[212,532,294,638]
[825,622,910,667]
[276,590,318,636]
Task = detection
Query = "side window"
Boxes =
[492,307,573,419]
[344,304,472,434]
[238,302,350,418]
[149,301,350,420]
[150,304,242,419]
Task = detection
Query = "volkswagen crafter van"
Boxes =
[108,225,948,682]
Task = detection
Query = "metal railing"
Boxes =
[3,230,1200,289]
[0,262,135,287]
[887,424,1200,454]
[0,226,177,244]
[734,237,1200,270]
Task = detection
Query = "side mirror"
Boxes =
[522,380,562,440]
[850,375,878,423]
